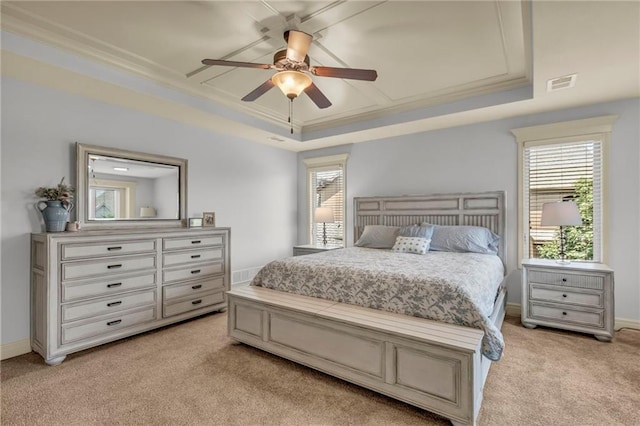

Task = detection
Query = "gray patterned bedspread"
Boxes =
[251,247,506,360]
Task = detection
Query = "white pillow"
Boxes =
[391,236,431,254]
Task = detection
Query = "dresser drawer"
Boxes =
[163,235,224,251]
[162,291,224,318]
[530,284,603,308]
[62,290,156,323]
[61,307,156,344]
[162,248,224,267]
[62,240,156,260]
[163,276,225,302]
[61,272,157,302]
[62,255,156,281]
[163,262,224,284]
[529,303,603,328]
[528,269,604,290]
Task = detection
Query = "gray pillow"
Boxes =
[355,225,400,249]
[422,224,500,254]
[399,224,435,239]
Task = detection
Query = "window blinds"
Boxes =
[309,165,344,245]
[524,140,602,261]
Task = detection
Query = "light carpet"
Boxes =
[2,314,639,425]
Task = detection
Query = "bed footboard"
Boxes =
[227,286,506,426]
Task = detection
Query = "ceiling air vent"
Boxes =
[547,74,577,92]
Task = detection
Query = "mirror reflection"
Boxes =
[88,154,179,220]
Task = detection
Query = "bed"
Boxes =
[227,191,507,426]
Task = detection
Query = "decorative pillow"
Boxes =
[391,236,431,254]
[399,224,435,239]
[354,225,400,249]
[422,224,500,254]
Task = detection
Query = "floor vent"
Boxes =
[232,266,263,286]
[547,73,577,92]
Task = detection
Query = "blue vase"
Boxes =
[37,200,73,232]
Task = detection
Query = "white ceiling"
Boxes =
[1,1,638,151]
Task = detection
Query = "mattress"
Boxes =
[251,247,506,360]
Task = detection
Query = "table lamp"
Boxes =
[540,201,582,264]
[314,207,335,246]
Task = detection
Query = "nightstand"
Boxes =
[293,244,342,256]
[521,259,614,341]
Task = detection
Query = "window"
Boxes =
[512,115,617,263]
[304,154,348,246]
[88,179,136,220]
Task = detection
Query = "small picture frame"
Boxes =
[202,212,216,227]
[188,217,203,228]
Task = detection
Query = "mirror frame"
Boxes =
[76,143,188,229]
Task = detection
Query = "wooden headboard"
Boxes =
[354,191,507,266]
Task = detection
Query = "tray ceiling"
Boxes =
[1,1,530,134]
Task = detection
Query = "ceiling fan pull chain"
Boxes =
[289,98,294,134]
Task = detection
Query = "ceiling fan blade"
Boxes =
[241,79,275,102]
[202,59,272,69]
[310,66,378,81]
[304,83,332,109]
[285,30,312,63]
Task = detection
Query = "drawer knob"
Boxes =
[107,282,122,288]
[107,264,123,269]
[562,278,567,282]
[191,254,201,259]
[562,312,567,316]
[107,246,122,251]
[191,240,201,244]
[107,319,122,326]
[192,284,202,290]
[192,299,202,305]
[562,294,567,298]
[191,269,201,274]
[107,301,122,307]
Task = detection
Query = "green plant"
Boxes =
[35,177,75,203]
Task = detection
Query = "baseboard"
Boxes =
[505,302,639,331]
[1,338,31,360]
[615,318,640,331]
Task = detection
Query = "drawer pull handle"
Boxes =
[107,319,122,326]
[192,284,202,290]
[191,269,201,274]
[562,294,567,298]
[562,312,567,316]
[107,264,123,269]
[107,283,122,288]
[562,278,567,282]
[191,254,201,259]
[107,246,122,251]
[192,299,202,305]
[192,240,201,244]
[107,301,122,307]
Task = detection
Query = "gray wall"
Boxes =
[1,76,297,345]
[298,98,640,322]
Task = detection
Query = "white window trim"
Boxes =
[303,153,349,245]
[512,115,617,266]
[89,178,137,219]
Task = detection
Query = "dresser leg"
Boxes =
[522,322,537,329]
[594,335,612,342]
[45,355,66,366]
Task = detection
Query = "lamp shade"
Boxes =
[271,71,312,99]
[314,207,335,223]
[140,207,157,218]
[540,201,582,226]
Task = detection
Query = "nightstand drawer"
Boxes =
[529,303,603,328]
[530,285,603,308]
[528,269,604,290]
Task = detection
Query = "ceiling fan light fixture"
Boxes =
[271,71,312,100]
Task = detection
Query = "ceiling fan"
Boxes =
[201,30,378,110]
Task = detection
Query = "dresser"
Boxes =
[521,259,614,341]
[31,227,230,365]
[292,243,342,256]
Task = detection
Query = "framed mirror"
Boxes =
[76,143,187,229]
